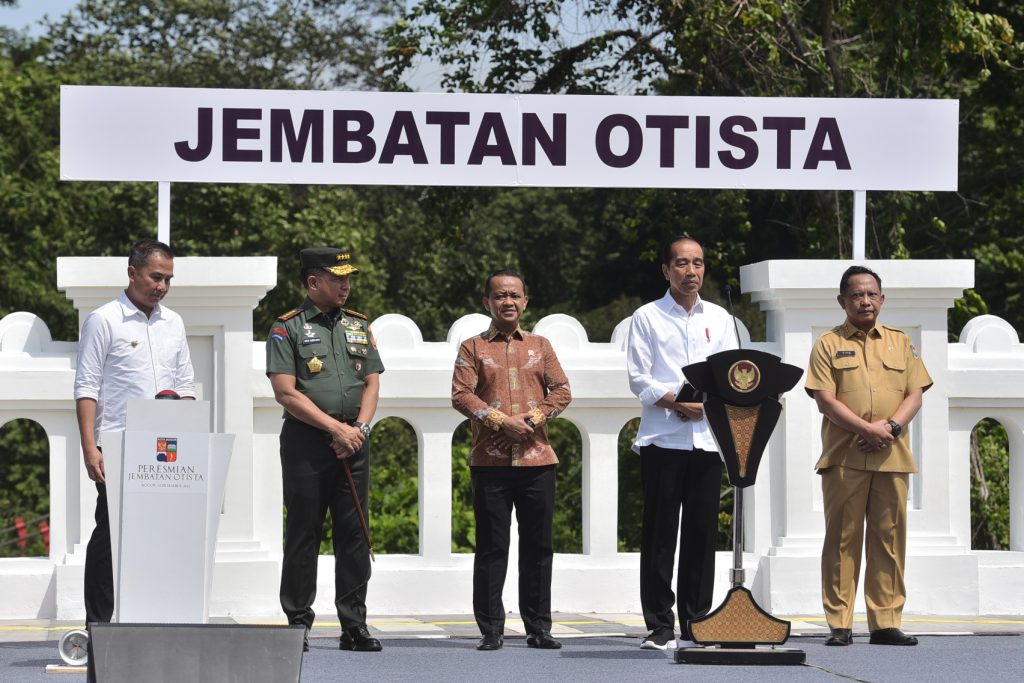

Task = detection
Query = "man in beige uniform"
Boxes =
[805,266,932,647]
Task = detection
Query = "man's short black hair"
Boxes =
[839,265,882,294]
[128,238,174,270]
[661,234,704,265]
[300,267,326,288]
[483,269,527,297]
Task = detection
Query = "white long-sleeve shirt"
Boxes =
[626,290,739,453]
[74,290,195,440]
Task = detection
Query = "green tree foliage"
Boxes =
[970,418,1009,549]
[0,420,50,558]
[366,417,419,553]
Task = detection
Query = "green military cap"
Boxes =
[300,247,358,276]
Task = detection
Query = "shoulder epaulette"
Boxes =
[880,324,909,337]
[343,308,368,320]
[277,308,302,321]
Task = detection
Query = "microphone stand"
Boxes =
[725,285,744,590]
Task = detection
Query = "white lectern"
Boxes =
[101,399,234,623]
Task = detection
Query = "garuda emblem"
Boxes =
[728,360,760,393]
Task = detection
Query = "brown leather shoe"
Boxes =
[825,628,853,646]
[869,628,918,646]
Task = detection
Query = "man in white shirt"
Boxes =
[626,236,738,650]
[73,239,195,627]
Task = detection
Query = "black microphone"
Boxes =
[724,285,743,350]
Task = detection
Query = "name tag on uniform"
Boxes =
[301,337,321,345]
[345,331,368,345]
[836,350,856,358]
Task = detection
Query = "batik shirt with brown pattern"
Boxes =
[451,324,572,467]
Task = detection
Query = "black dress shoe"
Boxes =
[476,634,503,651]
[340,625,383,652]
[526,631,562,650]
[825,628,852,646]
[869,628,918,646]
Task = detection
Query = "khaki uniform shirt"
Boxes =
[805,321,932,473]
[452,324,571,467]
[265,298,384,421]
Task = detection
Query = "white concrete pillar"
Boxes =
[411,411,465,563]
[573,411,633,558]
[1009,420,1024,552]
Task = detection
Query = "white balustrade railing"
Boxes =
[0,257,1021,618]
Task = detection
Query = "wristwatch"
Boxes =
[524,417,536,429]
[352,421,371,439]
[886,419,902,438]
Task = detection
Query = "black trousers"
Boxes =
[471,465,556,637]
[280,419,371,630]
[84,482,114,625]
[639,445,722,640]
[84,481,113,683]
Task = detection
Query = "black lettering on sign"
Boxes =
[425,111,470,165]
[645,115,689,168]
[175,107,213,162]
[522,113,566,166]
[332,110,376,163]
[804,117,851,170]
[718,116,758,170]
[223,108,262,162]
[595,114,642,168]
[380,111,428,164]
[270,109,324,163]
[762,116,806,169]
[468,112,517,165]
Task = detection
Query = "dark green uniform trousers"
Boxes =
[279,419,371,629]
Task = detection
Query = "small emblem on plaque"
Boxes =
[307,356,324,374]
[156,437,178,463]
[728,360,760,393]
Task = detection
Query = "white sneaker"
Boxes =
[639,632,676,650]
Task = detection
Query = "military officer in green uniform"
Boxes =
[266,247,385,653]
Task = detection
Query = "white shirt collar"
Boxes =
[657,289,704,316]
[117,289,162,320]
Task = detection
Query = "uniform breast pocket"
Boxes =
[881,356,907,394]
[831,355,866,392]
[298,345,332,380]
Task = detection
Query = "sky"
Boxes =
[0,0,448,90]
[0,1,78,33]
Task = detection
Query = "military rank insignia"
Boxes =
[307,356,323,374]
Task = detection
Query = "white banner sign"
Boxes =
[60,86,958,191]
